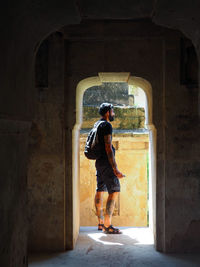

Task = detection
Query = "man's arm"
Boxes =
[104,134,124,178]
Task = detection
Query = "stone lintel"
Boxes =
[98,72,130,83]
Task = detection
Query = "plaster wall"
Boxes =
[80,134,149,227]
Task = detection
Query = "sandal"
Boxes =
[103,225,122,234]
[98,224,104,231]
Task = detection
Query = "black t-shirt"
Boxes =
[95,119,115,164]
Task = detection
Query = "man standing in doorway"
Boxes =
[95,103,125,234]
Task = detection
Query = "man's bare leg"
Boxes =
[104,192,119,232]
[95,191,104,229]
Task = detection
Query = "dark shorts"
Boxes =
[95,161,120,194]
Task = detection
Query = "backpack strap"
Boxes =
[91,120,105,147]
[94,120,105,129]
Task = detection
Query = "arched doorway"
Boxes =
[72,73,157,244]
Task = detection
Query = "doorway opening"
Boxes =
[73,73,156,244]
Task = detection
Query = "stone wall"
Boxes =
[82,106,145,129]
[164,36,200,252]
[27,19,200,255]
[2,6,200,264]
[83,83,130,106]
[80,134,149,227]
[28,33,65,251]
[80,103,148,226]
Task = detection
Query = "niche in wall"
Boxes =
[180,38,198,88]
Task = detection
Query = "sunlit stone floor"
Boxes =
[29,227,200,267]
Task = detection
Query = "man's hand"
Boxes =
[113,167,125,179]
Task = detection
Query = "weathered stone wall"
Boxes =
[164,37,200,252]
[80,105,148,226]
[82,106,145,129]
[0,2,79,265]
[80,134,149,227]
[0,120,30,266]
[28,33,65,251]
[2,2,200,265]
[83,83,129,106]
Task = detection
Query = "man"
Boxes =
[94,103,125,234]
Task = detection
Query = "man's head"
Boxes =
[99,102,115,122]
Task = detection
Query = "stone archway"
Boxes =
[72,72,157,245]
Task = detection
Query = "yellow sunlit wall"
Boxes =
[80,134,149,227]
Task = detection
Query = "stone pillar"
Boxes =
[0,119,31,267]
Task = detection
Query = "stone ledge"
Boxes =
[82,106,145,129]
[80,128,149,136]
[80,135,149,151]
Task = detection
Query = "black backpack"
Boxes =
[84,121,104,160]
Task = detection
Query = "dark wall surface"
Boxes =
[1,1,200,266]
[28,33,65,252]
